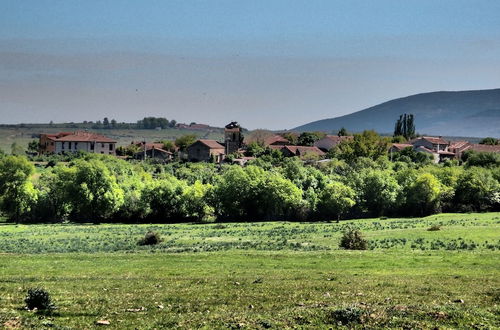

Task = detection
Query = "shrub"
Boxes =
[329,306,363,325]
[139,231,162,246]
[339,228,368,250]
[24,288,54,310]
[427,225,441,231]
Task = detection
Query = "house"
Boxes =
[39,131,117,155]
[390,136,455,163]
[275,145,325,158]
[134,146,173,161]
[410,136,450,153]
[314,135,353,151]
[389,143,413,153]
[264,135,290,147]
[187,139,225,162]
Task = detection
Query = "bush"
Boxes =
[329,306,363,325]
[427,225,441,231]
[139,231,162,246]
[24,288,54,310]
[339,228,368,250]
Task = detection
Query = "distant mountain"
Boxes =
[293,88,500,138]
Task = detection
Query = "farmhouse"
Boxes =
[39,131,117,155]
[187,139,225,162]
[314,135,353,152]
[272,145,325,158]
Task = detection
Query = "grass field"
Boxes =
[0,213,499,328]
[0,126,224,153]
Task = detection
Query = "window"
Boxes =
[75,142,78,148]
[90,142,95,150]
[101,143,105,148]
[62,142,65,149]
[109,144,113,151]
[69,142,72,149]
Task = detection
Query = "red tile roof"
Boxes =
[417,136,449,145]
[468,144,500,153]
[196,139,225,149]
[264,135,290,146]
[46,131,116,143]
[283,145,325,156]
[448,141,470,150]
[391,143,413,151]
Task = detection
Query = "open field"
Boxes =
[0,126,224,153]
[0,213,499,328]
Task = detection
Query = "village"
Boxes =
[37,121,500,165]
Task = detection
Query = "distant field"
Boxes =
[0,213,499,328]
[0,126,224,153]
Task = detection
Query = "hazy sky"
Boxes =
[1,0,500,129]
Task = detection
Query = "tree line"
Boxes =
[0,141,499,223]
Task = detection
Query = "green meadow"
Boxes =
[1,213,499,328]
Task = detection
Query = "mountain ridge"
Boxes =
[292,88,500,138]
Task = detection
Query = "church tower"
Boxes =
[224,121,243,154]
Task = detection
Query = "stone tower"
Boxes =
[224,121,243,154]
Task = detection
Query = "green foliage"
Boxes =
[358,169,400,216]
[138,231,162,245]
[298,131,325,146]
[479,137,499,145]
[245,141,265,157]
[463,151,500,168]
[0,156,37,221]
[335,130,389,162]
[394,113,416,139]
[25,288,55,311]
[175,134,197,151]
[141,176,188,221]
[329,306,363,325]
[318,181,356,219]
[405,173,442,216]
[454,167,500,211]
[10,142,25,155]
[337,127,349,136]
[339,228,368,250]
[65,159,125,221]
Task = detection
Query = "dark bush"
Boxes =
[24,288,54,310]
[329,306,363,325]
[427,225,441,231]
[138,231,162,246]
[339,228,368,250]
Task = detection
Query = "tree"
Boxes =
[454,167,500,211]
[110,119,117,128]
[394,114,416,140]
[246,141,265,157]
[141,177,188,221]
[161,140,176,153]
[66,159,124,221]
[175,134,197,151]
[337,127,349,137]
[27,140,40,154]
[11,142,25,155]
[405,173,442,215]
[318,181,356,220]
[298,132,325,146]
[358,169,400,216]
[479,137,499,145]
[336,130,389,162]
[103,117,110,128]
[0,156,37,221]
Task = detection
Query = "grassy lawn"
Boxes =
[0,213,499,328]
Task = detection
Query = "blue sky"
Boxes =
[1,0,500,129]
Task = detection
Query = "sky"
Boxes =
[1,0,500,130]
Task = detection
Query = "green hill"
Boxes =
[293,88,500,137]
